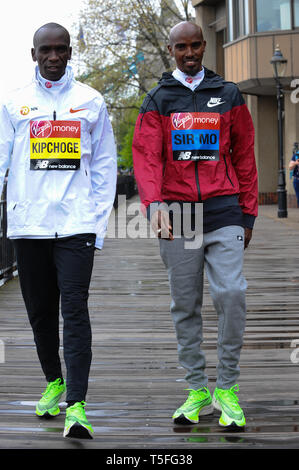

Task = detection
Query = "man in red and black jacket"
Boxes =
[132,21,258,429]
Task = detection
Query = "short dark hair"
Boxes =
[169,21,203,46]
[33,23,71,47]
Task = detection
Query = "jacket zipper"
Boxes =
[223,154,234,187]
[192,92,202,202]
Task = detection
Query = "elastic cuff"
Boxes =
[243,213,256,229]
[95,237,104,249]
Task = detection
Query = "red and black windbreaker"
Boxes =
[132,68,258,227]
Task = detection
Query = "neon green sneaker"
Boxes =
[63,401,93,439]
[173,387,213,424]
[212,384,246,428]
[36,378,66,417]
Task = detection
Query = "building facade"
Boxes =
[192,0,299,207]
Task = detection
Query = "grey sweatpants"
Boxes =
[159,225,247,390]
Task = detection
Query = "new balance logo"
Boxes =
[178,151,192,160]
[207,97,225,108]
[34,160,49,169]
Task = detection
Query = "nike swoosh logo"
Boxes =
[70,108,87,113]
[207,102,225,108]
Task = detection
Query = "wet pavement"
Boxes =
[0,198,299,451]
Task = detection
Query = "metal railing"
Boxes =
[0,180,17,286]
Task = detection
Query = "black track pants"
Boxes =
[13,234,96,402]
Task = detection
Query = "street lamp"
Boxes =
[270,45,288,218]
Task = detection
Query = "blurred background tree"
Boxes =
[72,0,194,170]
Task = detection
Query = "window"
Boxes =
[295,0,299,27]
[228,0,298,42]
[228,0,250,41]
[256,0,291,32]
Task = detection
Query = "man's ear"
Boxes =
[68,46,72,61]
[31,48,37,62]
[167,44,173,57]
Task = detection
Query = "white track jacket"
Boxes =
[0,66,117,249]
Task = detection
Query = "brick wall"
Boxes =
[258,192,278,205]
[258,192,298,208]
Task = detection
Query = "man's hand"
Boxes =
[151,209,174,240]
[244,227,252,249]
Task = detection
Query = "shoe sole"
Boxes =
[213,398,245,428]
[64,423,93,439]
[173,404,214,425]
[36,406,60,418]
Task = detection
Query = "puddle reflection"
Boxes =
[173,420,299,440]
[0,426,62,433]
[247,399,299,407]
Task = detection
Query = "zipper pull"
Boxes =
[53,110,57,121]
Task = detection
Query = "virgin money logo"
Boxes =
[172,113,193,130]
[31,120,52,138]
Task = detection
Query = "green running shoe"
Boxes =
[63,401,94,439]
[212,384,246,428]
[173,387,213,424]
[36,378,66,417]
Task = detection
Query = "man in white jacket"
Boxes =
[0,23,117,439]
